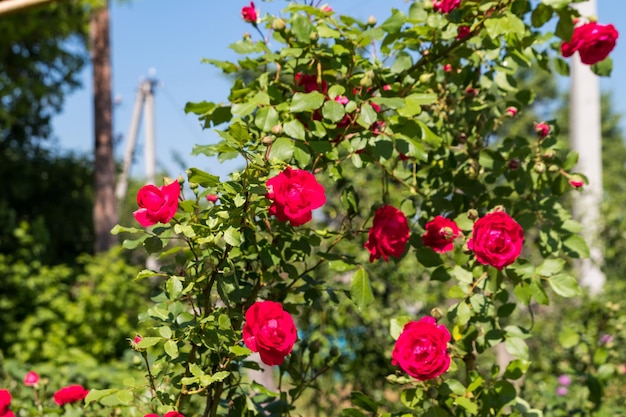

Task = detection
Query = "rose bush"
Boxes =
[243,301,297,366]
[561,21,619,65]
[133,181,180,227]
[94,1,621,415]
[391,316,451,381]
[364,205,410,262]
[468,211,524,270]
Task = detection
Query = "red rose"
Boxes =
[295,73,328,94]
[0,389,12,417]
[206,194,219,203]
[24,371,40,386]
[422,216,460,254]
[53,384,89,406]
[241,1,258,23]
[266,167,326,226]
[392,316,451,381]
[561,22,619,65]
[433,0,461,14]
[133,181,180,227]
[468,211,524,270]
[569,175,584,189]
[456,25,471,40]
[164,412,185,417]
[243,301,297,366]
[506,106,518,117]
[535,122,550,138]
[364,205,410,262]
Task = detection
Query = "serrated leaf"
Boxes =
[224,227,243,247]
[290,91,325,113]
[137,337,161,349]
[229,345,252,357]
[505,337,529,360]
[116,389,134,405]
[537,258,565,276]
[164,340,179,359]
[563,235,590,258]
[85,389,117,406]
[187,168,220,187]
[549,274,581,297]
[350,267,374,311]
[322,100,346,123]
[283,119,306,140]
[255,107,279,132]
[390,316,411,340]
[454,397,478,415]
[268,137,295,162]
[350,391,378,413]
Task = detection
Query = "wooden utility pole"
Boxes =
[91,0,118,253]
[570,0,605,295]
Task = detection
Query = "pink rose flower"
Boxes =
[364,205,410,262]
[392,316,451,381]
[0,389,13,417]
[433,0,461,14]
[422,216,460,254]
[243,301,297,366]
[558,374,572,386]
[133,181,180,227]
[456,25,471,40]
[506,106,518,117]
[241,1,258,23]
[556,386,568,396]
[53,384,89,406]
[24,371,40,386]
[206,194,219,203]
[468,211,524,270]
[569,175,584,189]
[266,167,326,226]
[535,122,550,138]
[561,22,619,65]
[320,5,333,13]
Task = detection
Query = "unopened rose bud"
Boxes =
[457,133,467,143]
[243,32,252,41]
[367,15,377,25]
[430,307,444,320]
[271,124,283,135]
[443,64,452,72]
[262,135,273,145]
[506,106,518,117]
[177,175,185,184]
[309,340,320,353]
[465,87,478,97]
[419,73,433,84]
[492,205,505,213]
[329,346,340,357]
[467,209,478,220]
[535,122,550,138]
[569,175,584,188]
[543,149,556,160]
[272,18,286,31]
[439,227,455,240]
[534,161,546,173]
[508,159,519,170]
[188,182,198,189]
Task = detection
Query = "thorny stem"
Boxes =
[142,351,158,402]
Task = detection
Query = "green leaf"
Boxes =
[268,137,295,162]
[505,337,529,360]
[350,267,374,311]
[549,274,581,298]
[187,168,220,187]
[454,397,478,415]
[381,10,406,34]
[143,236,162,254]
[322,100,346,123]
[542,0,570,9]
[137,337,161,349]
[115,390,134,405]
[229,345,252,357]
[166,277,183,299]
[290,91,325,113]
[292,14,314,42]
[357,102,377,127]
[390,316,411,340]
[85,389,117,406]
[563,235,590,258]
[255,107,279,132]
[592,57,613,77]
[537,258,565,276]
[164,340,179,359]
[224,227,243,247]
[350,391,378,413]
[558,327,579,348]
[283,119,306,140]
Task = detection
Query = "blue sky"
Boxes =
[52,0,626,180]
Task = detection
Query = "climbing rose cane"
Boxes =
[240,1,258,23]
[53,385,89,406]
[266,167,326,226]
[392,316,451,381]
[364,205,410,262]
[422,216,460,254]
[468,211,524,270]
[133,181,180,227]
[561,21,619,65]
[243,301,297,366]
